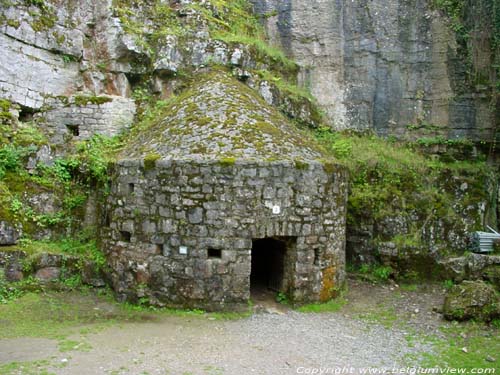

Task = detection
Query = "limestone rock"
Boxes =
[0,221,20,245]
[2,250,26,282]
[440,254,500,282]
[35,267,61,282]
[483,265,500,292]
[0,33,81,109]
[81,260,106,287]
[35,253,63,269]
[251,0,495,140]
[27,145,54,171]
[443,280,500,322]
[154,35,183,74]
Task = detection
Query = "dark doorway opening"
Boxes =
[251,237,293,294]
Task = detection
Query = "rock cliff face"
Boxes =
[0,0,137,143]
[1,0,496,142]
[251,0,496,141]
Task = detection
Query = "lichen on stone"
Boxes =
[121,69,331,163]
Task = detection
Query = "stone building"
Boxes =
[101,71,348,310]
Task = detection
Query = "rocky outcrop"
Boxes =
[0,0,136,143]
[251,0,496,142]
[443,280,500,322]
[440,253,500,283]
[0,249,106,286]
[346,170,492,277]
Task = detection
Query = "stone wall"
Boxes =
[101,159,348,310]
[250,0,496,142]
[41,96,136,144]
[0,0,136,143]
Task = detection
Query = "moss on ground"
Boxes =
[296,296,347,313]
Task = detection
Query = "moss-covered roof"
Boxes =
[121,70,328,162]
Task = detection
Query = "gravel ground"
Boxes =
[0,279,446,375]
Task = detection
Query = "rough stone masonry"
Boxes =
[100,72,348,310]
[102,159,347,310]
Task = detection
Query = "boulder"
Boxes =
[0,221,20,246]
[1,250,27,281]
[35,267,61,282]
[440,253,500,282]
[81,260,106,287]
[443,280,500,322]
[483,265,500,292]
[35,253,64,268]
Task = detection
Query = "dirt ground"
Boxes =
[0,277,497,375]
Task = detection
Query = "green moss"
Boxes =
[254,120,282,139]
[25,0,58,33]
[52,31,66,45]
[73,95,113,107]
[198,117,212,126]
[6,18,20,28]
[218,156,237,166]
[144,153,161,170]
[191,144,208,154]
[0,99,11,112]
[321,161,337,175]
[14,122,48,146]
[0,111,13,124]
[296,296,347,313]
[294,159,308,170]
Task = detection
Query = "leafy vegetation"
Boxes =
[354,264,394,283]
[0,144,36,179]
[0,128,121,238]
[315,128,491,262]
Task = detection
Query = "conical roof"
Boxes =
[122,70,327,162]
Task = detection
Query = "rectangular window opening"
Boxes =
[208,248,222,259]
[104,212,111,227]
[314,248,321,266]
[128,183,135,194]
[156,243,164,255]
[120,231,131,242]
[66,124,80,136]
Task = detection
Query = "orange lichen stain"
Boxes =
[320,266,336,302]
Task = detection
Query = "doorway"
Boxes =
[250,237,295,295]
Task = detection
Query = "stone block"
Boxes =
[35,267,61,282]
[0,221,20,245]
